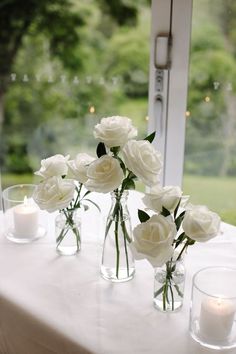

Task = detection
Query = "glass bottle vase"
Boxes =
[100,191,135,282]
[55,210,81,256]
[153,258,185,312]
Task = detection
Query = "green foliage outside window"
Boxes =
[0,0,236,224]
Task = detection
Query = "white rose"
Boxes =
[182,205,221,242]
[143,185,183,213]
[94,116,137,148]
[130,214,176,267]
[68,153,95,183]
[122,140,162,187]
[85,155,124,193]
[33,176,75,212]
[35,154,70,179]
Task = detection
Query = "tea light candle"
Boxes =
[200,297,236,341]
[13,197,39,238]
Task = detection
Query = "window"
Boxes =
[149,0,236,225]
[148,0,192,186]
[1,0,235,225]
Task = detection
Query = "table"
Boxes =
[0,191,236,354]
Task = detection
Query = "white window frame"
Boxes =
[148,0,193,187]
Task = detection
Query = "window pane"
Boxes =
[183,0,236,225]
[0,1,150,190]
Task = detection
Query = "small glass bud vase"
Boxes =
[100,191,135,282]
[154,257,185,312]
[55,210,81,256]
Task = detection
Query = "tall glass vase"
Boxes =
[101,191,135,282]
[153,257,185,312]
[55,209,81,256]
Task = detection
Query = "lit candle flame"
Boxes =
[23,196,28,206]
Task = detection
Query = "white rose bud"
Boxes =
[94,116,137,148]
[182,205,221,242]
[143,185,183,213]
[131,214,176,267]
[85,155,124,193]
[122,140,162,187]
[35,154,70,179]
[68,153,95,184]
[33,176,75,212]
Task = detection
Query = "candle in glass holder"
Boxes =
[200,297,236,341]
[13,197,39,238]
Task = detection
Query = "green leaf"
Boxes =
[122,178,135,190]
[144,131,156,143]
[175,211,185,231]
[127,170,137,179]
[161,207,171,217]
[96,142,107,158]
[110,146,120,155]
[174,199,181,219]
[187,237,195,245]
[175,232,186,248]
[138,209,150,223]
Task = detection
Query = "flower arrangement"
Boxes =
[85,116,162,191]
[33,114,221,297]
[33,115,162,265]
[83,116,162,281]
[130,185,221,311]
[33,153,98,254]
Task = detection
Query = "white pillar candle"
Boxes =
[200,297,236,341]
[13,197,39,238]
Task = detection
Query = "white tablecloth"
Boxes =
[0,191,236,354]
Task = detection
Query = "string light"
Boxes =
[89,106,95,114]
[145,116,149,121]
[204,96,210,103]
[185,111,191,118]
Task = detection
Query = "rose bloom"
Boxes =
[85,155,124,193]
[182,205,221,242]
[68,153,95,184]
[33,176,75,212]
[130,214,176,267]
[94,116,137,148]
[35,154,70,179]
[122,140,162,187]
[143,185,183,213]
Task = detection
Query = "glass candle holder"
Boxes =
[2,184,46,243]
[189,266,236,350]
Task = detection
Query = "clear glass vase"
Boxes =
[55,210,81,256]
[100,191,135,282]
[154,257,185,312]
